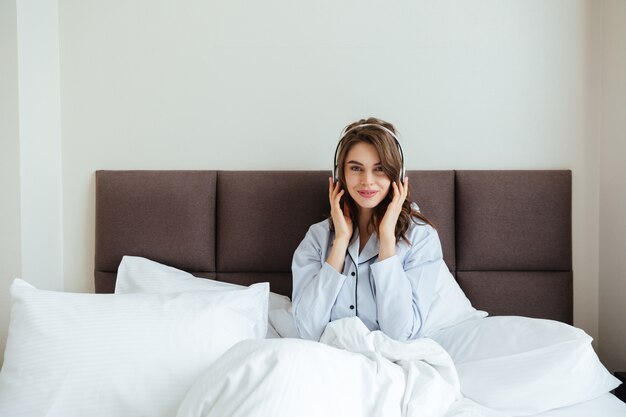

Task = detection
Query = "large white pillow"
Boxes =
[0,279,268,417]
[116,256,298,338]
[420,261,487,336]
[429,316,621,415]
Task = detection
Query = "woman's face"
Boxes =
[343,142,392,210]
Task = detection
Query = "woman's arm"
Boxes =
[291,226,348,341]
[378,178,409,261]
[370,225,442,341]
[291,177,356,341]
[325,236,350,272]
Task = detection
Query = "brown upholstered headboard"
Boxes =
[95,170,573,323]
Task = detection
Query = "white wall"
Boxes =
[0,0,21,366]
[2,0,624,370]
[58,0,600,335]
[599,0,626,373]
[16,0,64,292]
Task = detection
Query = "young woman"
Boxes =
[291,118,443,341]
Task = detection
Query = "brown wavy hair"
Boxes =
[330,117,435,244]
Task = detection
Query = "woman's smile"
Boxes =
[357,190,379,198]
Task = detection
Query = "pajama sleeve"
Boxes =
[291,226,346,341]
[369,225,442,341]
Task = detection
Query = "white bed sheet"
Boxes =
[529,393,626,417]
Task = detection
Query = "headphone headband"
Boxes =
[332,123,405,183]
[340,123,399,142]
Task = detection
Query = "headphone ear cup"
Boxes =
[332,136,343,184]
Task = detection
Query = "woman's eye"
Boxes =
[374,167,384,172]
[350,166,361,172]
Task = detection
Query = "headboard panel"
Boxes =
[95,170,572,323]
[454,171,572,322]
[95,171,217,280]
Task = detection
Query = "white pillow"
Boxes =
[116,256,298,338]
[429,316,621,415]
[420,261,487,336]
[0,279,268,417]
[268,306,299,338]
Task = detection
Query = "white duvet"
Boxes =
[176,317,507,417]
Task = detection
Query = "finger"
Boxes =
[400,177,408,198]
[334,181,342,196]
[330,177,342,200]
[403,177,409,198]
[396,182,405,205]
[330,180,340,200]
[392,181,400,202]
[396,180,403,196]
[334,189,344,208]
[395,177,404,196]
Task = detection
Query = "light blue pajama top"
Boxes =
[291,217,442,342]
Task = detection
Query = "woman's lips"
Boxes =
[357,190,378,198]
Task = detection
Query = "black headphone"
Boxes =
[332,123,405,183]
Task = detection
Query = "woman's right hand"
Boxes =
[329,177,353,243]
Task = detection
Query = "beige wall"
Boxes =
[599,0,626,372]
[0,0,21,366]
[2,0,624,371]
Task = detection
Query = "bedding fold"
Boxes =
[176,317,507,417]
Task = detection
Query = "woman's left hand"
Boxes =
[379,177,409,242]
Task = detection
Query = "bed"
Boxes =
[0,170,623,417]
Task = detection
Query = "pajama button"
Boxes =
[351,272,355,276]
[349,305,354,310]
